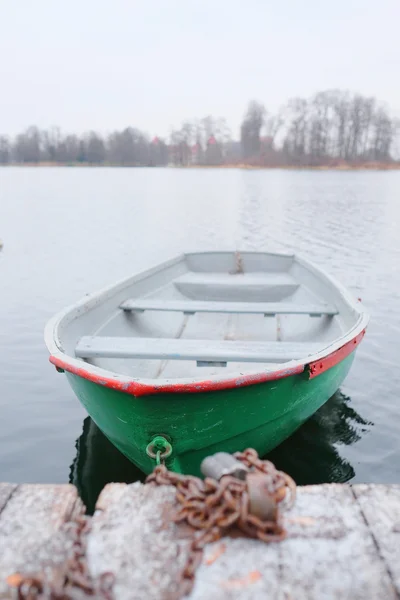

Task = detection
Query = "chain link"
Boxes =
[146,448,296,597]
[7,516,115,600]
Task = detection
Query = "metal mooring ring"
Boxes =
[146,436,173,462]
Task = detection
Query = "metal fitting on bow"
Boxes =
[146,435,173,465]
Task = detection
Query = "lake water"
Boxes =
[1,167,399,506]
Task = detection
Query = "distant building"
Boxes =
[260,136,274,149]
[205,134,223,165]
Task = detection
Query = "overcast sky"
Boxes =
[0,0,399,138]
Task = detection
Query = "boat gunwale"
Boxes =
[44,251,369,397]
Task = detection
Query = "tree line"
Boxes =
[0,90,398,167]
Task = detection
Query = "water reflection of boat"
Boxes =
[69,417,144,514]
[70,390,372,511]
[266,390,372,484]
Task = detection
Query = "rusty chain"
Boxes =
[146,448,296,596]
[7,515,115,600]
[8,449,295,599]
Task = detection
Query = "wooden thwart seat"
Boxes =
[173,272,300,301]
[119,298,338,317]
[75,336,323,365]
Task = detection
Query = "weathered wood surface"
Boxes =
[353,485,400,594]
[89,482,400,600]
[0,484,17,514]
[88,483,189,600]
[0,484,84,598]
[1,483,400,599]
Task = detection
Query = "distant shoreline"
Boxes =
[1,161,400,171]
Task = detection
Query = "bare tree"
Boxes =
[57,134,81,163]
[279,90,398,164]
[0,136,10,164]
[371,108,395,160]
[42,126,62,161]
[282,98,308,161]
[331,91,350,159]
[108,128,145,165]
[169,128,190,166]
[84,132,106,164]
[1,90,398,167]
[264,110,284,143]
[240,101,266,159]
[13,126,42,163]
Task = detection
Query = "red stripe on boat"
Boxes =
[49,355,305,396]
[49,329,365,397]
[307,329,366,379]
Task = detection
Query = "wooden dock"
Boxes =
[0,481,400,599]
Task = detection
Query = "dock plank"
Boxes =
[0,483,17,514]
[89,482,399,600]
[191,537,281,600]
[279,484,397,600]
[88,482,191,600]
[0,484,84,598]
[353,484,400,595]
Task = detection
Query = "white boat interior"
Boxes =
[52,252,365,381]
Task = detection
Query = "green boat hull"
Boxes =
[66,352,356,476]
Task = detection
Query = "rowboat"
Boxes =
[70,389,362,512]
[45,251,369,476]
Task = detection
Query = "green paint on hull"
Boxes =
[66,353,356,476]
